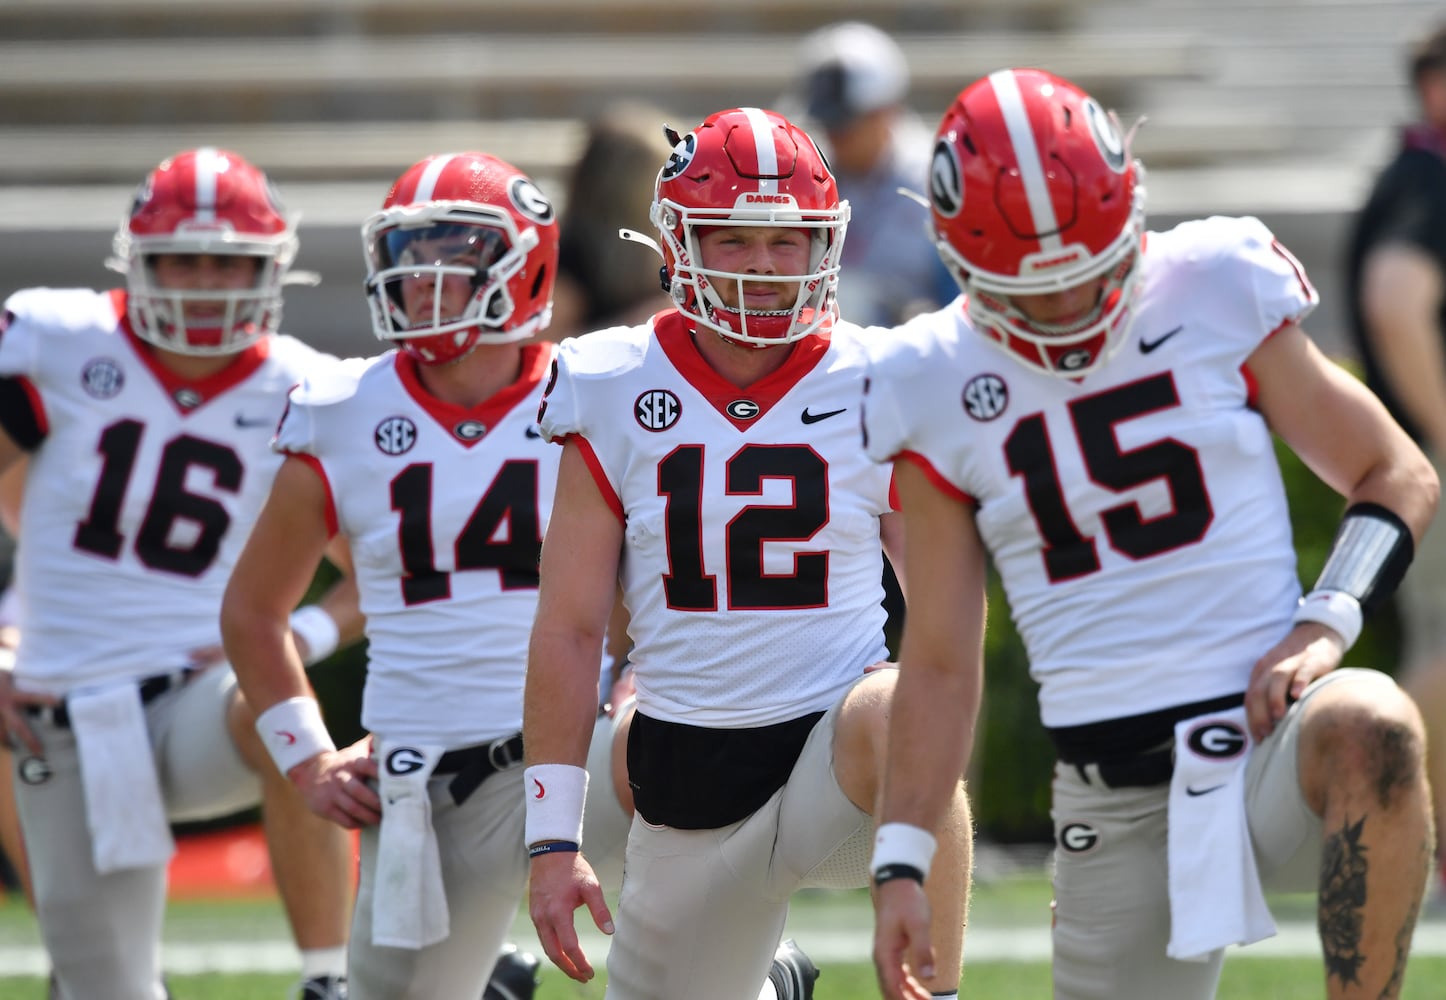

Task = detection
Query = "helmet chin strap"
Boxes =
[619,228,674,296]
[619,228,664,257]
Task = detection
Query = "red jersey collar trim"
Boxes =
[394,342,553,447]
[652,311,832,431]
[111,289,272,415]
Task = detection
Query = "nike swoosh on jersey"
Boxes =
[234,413,273,428]
[1185,783,1225,797]
[801,407,847,424]
[1138,325,1184,354]
[525,425,544,439]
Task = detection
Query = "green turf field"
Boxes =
[2,876,1443,998]
[4,957,1446,999]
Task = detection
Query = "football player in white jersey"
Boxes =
[221,151,637,1000]
[0,149,358,1000]
[863,69,1440,1000]
[523,107,972,1000]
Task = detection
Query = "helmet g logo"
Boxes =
[929,138,964,218]
[1083,99,1128,173]
[660,132,698,180]
[509,177,555,225]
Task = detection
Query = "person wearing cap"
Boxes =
[791,21,955,329]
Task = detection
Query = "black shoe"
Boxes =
[298,975,347,1000]
[768,938,820,1000]
[482,943,540,1000]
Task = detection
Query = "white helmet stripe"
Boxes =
[413,154,455,202]
[740,107,778,195]
[194,146,219,223]
[988,70,1062,252]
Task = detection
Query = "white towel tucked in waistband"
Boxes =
[373,740,449,949]
[1166,705,1276,961]
[69,683,175,874]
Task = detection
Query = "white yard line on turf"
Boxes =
[4,922,1446,976]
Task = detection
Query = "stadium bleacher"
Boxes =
[0,0,1441,353]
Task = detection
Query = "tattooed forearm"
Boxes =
[1319,815,1368,986]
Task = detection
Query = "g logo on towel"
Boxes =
[1185,721,1247,760]
[385,746,428,775]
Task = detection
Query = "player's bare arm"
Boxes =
[524,439,622,982]
[0,438,54,753]
[221,455,380,827]
[1244,322,1440,738]
[873,458,986,1000]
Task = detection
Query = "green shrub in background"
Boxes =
[967,435,1404,844]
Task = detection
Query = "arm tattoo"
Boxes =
[1319,815,1368,987]
[1378,838,1430,1000]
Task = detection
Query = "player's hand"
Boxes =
[0,667,58,756]
[528,849,613,983]
[606,670,636,718]
[872,878,937,1000]
[287,739,381,828]
[1245,623,1344,741]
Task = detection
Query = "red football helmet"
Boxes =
[650,107,848,346]
[112,147,298,355]
[363,152,559,365]
[929,69,1146,377]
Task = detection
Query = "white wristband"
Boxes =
[1292,589,1363,651]
[524,763,588,848]
[871,822,938,881]
[289,605,340,666]
[256,697,336,775]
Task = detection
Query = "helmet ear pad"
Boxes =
[652,107,849,347]
[929,69,1145,377]
[115,147,297,356]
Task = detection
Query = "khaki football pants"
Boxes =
[1049,668,1390,999]
[602,685,873,1000]
[13,667,260,1000]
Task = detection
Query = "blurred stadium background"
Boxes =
[1,0,1441,359]
[0,0,1443,931]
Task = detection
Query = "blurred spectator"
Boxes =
[789,21,955,327]
[1344,21,1446,903]
[547,102,676,341]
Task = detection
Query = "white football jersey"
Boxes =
[277,344,558,746]
[540,312,894,728]
[0,287,334,693]
[863,216,1316,727]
